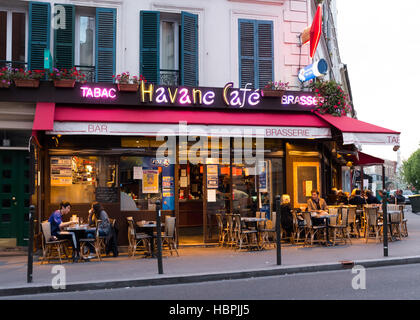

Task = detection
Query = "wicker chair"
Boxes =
[233,214,258,250]
[364,207,382,243]
[161,216,179,256]
[215,214,228,246]
[225,214,236,248]
[400,205,408,237]
[40,221,70,264]
[79,220,105,261]
[347,206,360,238]
[329,208,352,245]
[302,212,326,246]
[291,210,306,244]
[259,212,276,248]
[126,217,151,258]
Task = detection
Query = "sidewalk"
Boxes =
[1,207,419,296]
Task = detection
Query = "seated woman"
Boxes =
[280,194,294,238]
[85,202,113,256]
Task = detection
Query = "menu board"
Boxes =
[207,164,218,189]
[95,187,119,203]
[50,156,72,186]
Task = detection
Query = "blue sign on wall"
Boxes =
[298,59,328,82]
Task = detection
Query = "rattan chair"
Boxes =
[215,214,228,246]
[225,214,236,248]
[364,207,382,243]
[400,205,408,237]
[40,221,70,264]
[161,216,179,256]
[233,214,258,250]
[259,212,276,248]
[79,220,105,261]
[347,206,360,238]
[302,211,326,246]
[329,208,351,245]
[292,210,306,244]
[126,217,151,258]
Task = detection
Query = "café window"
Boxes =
[50,155,118,204]
[120,156,175,212]
[0,9,26,68]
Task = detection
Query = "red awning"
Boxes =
[351,151,385,166]
[54,106,330,127]
[32,102,55,131]
[315,112,400,145]
[46,107,333,139]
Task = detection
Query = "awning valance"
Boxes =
[315,112,400,145]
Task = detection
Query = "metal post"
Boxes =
[155,200,163,274]
[27,205,35,283]
[382,193,389,257]
[275,195,282,265]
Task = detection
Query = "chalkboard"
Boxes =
[95,187,119,203]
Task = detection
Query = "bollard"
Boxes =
[381,193,389,257]
[27,205,35,283]
[155,200,164,274]
[275,195,282,265]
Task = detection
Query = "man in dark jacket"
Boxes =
[349,189,367,205]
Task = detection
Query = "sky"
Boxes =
[336,0,420,164]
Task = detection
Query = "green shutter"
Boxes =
[28,2,50,71]
[181,11,198,86]
[54,4,74,70]
[140,11,160,84]
[96,8,116,83]
[239,19,255,88]
[257,21,273,88]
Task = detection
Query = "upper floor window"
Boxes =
[238,19,273,89]
[140,11,198,86]
[75,9,95,82]
[0,9,26,69]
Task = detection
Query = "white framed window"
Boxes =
[160,18,179,71]
[75,8,95,67]
[0,7,27,66]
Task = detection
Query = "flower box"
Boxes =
[0,82,11,88]
[117,83,139,92]
[54,79,76,88]
[262,89,284,98]
[14,79,40,88]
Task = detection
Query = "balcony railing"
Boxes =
[75,65,96,82]
[160,69,179,86]
[0,60,28,70]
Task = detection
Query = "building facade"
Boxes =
[1,0,399,247]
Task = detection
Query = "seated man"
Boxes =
[48,201,79,261]
[307,190,328,226]
[395,190,406,205]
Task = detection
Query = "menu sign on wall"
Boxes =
[50,156,72,186]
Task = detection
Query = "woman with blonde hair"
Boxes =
[280,194,293,239]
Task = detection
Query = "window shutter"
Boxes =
[257,21,273,89]
[181,11,198,86]
[28,1,50,71]
[238,19,255,88]
[95,8,116,83]
[140,11,160,84]
[54,4,74,70]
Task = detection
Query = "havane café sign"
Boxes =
[0,81,321,112]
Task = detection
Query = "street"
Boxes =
[2,263,420,300]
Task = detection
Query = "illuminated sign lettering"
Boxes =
[81,87,116,99]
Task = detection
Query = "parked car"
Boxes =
[403,190,414,205]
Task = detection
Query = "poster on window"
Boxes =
[258,161,268,193]
[207,164,219,189]
[142,170,159,193]
[50,156,73,186]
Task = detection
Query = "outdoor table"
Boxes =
[136,221,165,257]
[310,213,337,246]
[241,217,266,250]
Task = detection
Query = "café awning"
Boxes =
[44,106,332,139]
[315,112,400,146]
[351,151,385,166]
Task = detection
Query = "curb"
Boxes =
[1,255,420,297]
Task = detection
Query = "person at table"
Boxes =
[87,202,111,237]
[307,190,328,213]
[280,194,294,239]
[349,189,367,205]
[395,189,406,205]
[48,201,79,261]
[337,190,349,205]
[366,189,380,204]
